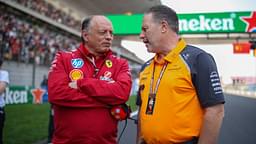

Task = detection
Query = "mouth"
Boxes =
[143,39,149,47]
[102,42,111,48]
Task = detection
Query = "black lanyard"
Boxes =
[146,61,168,115]
[149,62,168,96]
[86,56,106,78]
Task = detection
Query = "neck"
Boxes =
[156,53,165,61]
[84,45,104,59]
[159,35,180,58]
[91,54,103,60]
[91,54,101,60]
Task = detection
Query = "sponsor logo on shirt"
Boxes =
[100,71,114,82]
[71,58,84,68]
[210,71,223,94]
[69,69,84,81]
[182,53,190,60]
[103,71,112,78]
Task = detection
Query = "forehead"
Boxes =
[142,13,156,26]
[91,17,113,30]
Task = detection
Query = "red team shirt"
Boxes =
[48,44,132,144]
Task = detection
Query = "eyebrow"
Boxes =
[142,26,148,30]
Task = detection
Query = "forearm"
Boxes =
[0,82,7,94]
[198,104,224,144]
[77,61,132,105]
[48,85,102,108]
[48,67,103,107]
[77,78,131,105]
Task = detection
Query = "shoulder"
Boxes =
[0,70,9,77]
[109,55,128,65]
[140,58,153,72]
[0,70,9,84]
[181,45,207,58]
[0,70,9,75]
[180,45,213,64]
[60,50,77,58]
[49,50,75,72]
[54,50,78,62]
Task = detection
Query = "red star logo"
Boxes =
[241,11,256,32]
[31,88,45,104]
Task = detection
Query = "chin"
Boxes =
[101,47,110,52]
[147,47,153,53]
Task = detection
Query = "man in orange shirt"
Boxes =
[137,5,225,144]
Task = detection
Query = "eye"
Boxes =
[109,31,113,36]
[98,30,113,37]
[98,31,105,35]
[142,26,148,32]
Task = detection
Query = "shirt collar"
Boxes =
[78,43,112,58]
[156,38,187,64]
[153,38,186,64]
[78,43,89,56]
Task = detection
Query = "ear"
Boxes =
[82,30,89,42]
[161,20,168,33]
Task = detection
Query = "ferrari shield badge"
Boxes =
[105,60,112,68]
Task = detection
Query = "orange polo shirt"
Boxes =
[138,39,224,143]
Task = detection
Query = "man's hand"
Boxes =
[69,81,78,89]
[0,81,7,94]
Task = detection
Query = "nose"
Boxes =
[139,32,145,40]
[105,32,113,40]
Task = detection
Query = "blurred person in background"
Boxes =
[39,74,54,144]
[48,15,132,144]
[0,7,79,66]
[47,104,54,144]
[136,5,225,144]
[0,58,9,144]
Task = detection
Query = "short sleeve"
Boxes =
[0,70,9,85]
[193,53,225,108]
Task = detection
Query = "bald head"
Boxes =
[90,16,112,27]
[81,15,112,32]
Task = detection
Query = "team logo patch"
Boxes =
[71,58,84,68]
[69,69,84,80]
[104,71,112,78]
[105,60,112,68]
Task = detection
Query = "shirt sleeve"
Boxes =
[77,59,132,105]
[48,52,104,108]
[0,71,9,84]
[193,53,225,108]
[0,70,9,94]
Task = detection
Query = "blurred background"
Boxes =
[0,0,255,143]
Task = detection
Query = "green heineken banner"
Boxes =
[107,11,256,35]
[3,86,48,105]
